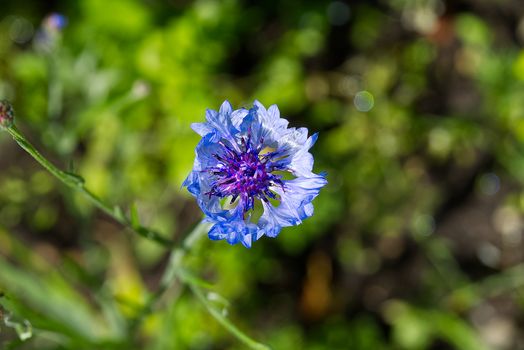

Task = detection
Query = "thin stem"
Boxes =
[5,124,174,247]
[169,223,271,350]
[186,281,271,350]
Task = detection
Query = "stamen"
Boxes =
[205,138,287,215]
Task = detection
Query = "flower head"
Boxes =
[35,13,67,52]
[0,101,14,129]
[44,13,68,31]
[184,101,327,247]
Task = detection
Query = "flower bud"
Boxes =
[0,100,14,129]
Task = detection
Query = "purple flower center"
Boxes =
[205,135,286,214]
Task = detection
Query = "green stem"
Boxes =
[131,221,271,350]
[166,223,271,350]
[186,281,271,350]
[5,124,174,247]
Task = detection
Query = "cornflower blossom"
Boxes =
[35,13,67,52]
[184,101,327,247]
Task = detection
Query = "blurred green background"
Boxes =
[1,0,524,349]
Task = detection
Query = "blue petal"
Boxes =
[193,134,224,170]
[231,108,249,128]
[287,132,319,177]
[257,202,283,238]
[183,138,232,223]
[238,108,261,141]
[191,122,214,137]
[182,171,200,196]
[219,100,232,115]
[273,132,318,177]
[260,174,327,229]
[204,102,239,146]
[183,169,227,223]
[252,101,290,144]
[197,193,225,221]
[208,220,256,248]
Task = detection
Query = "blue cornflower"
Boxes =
[44,13,67,30]
[183,101,327,247]
[35,13,67,52]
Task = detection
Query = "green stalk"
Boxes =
[186,280,272,350]
[5,124,173,247]
[162,222,271,350]
[134,222,272,350]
